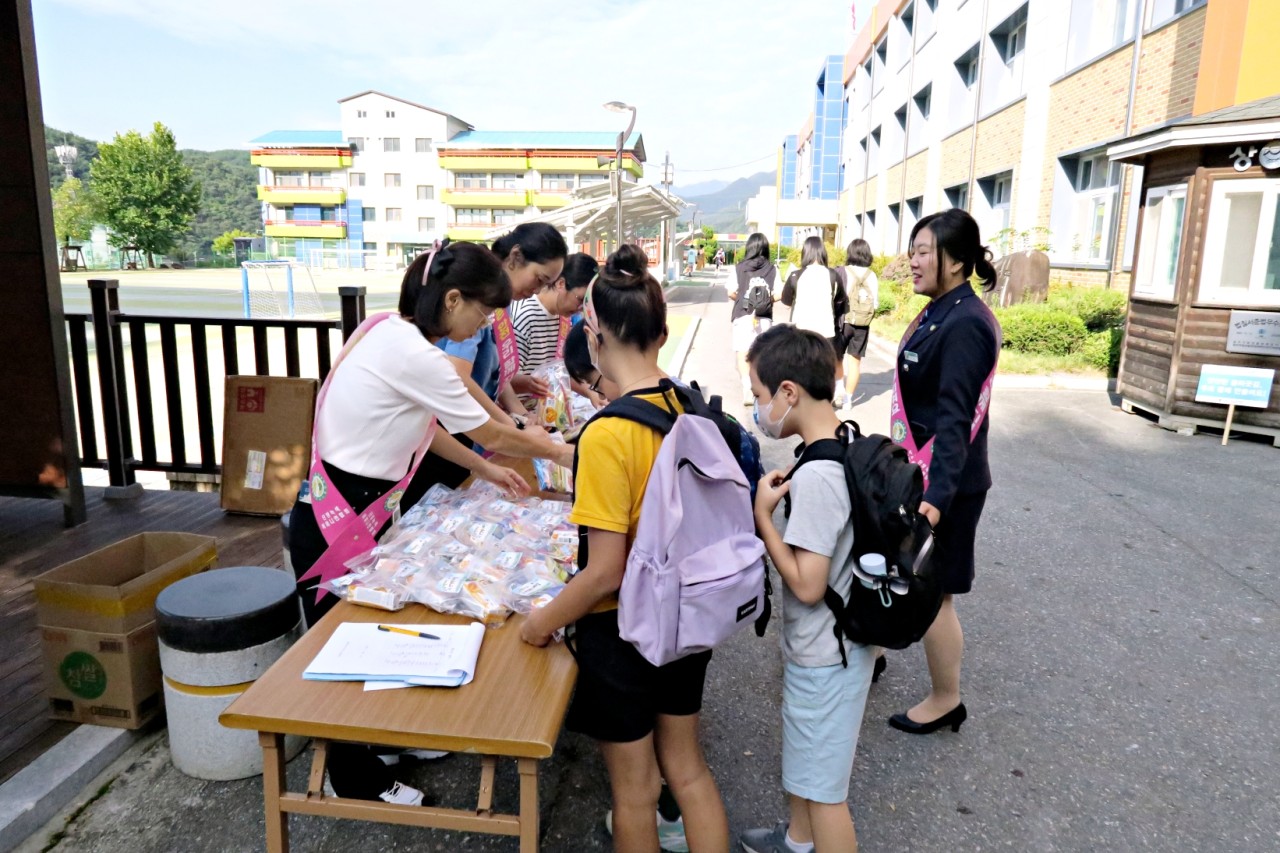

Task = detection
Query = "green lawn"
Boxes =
[871,321,1105,377]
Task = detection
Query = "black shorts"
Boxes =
[932,490,988,595]
[842,323,871,359]
[565,610,712,743]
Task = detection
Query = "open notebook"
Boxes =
[303,622,486,688]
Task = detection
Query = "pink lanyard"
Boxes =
[888,298,998,492]
[296,312,438,601]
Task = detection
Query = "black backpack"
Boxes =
[572,379,773,637]
[784,421,940,663]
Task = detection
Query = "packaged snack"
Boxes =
[534,362,574,433]
[322,571,410,612]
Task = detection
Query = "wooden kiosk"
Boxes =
[1108,96,1280,446]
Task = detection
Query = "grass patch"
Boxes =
[871,322,1104,377]
[42,781,114,852]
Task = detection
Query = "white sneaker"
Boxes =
[604,809,689,852]
[378,781,426,806]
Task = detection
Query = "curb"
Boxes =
[0,725,148,851]
[867,333,1114,391]
[669,317,701,380]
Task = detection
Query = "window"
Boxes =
[978,171,1014,239]
[493,209,519,225]
[542,173,575,191]
[1067,0,1136,68]
[1198,178,1280,306]
[320,207,338,222]
[455,173,488,189]
[415,138,432,153]
[273,206,293,221]
[416,185,434,201]
[348,137,364,153]
[273,170,304,188]
[349,172,366,188]
[363,242,376,252]
[955,44,980,89]
[492,173,522,190]
[914,85,931,120]
[385,207,402,222]
[908,196,923,220]
[946,183,970,210]
[992,4,1029,65]
[454,208,489,225]
[417,217,436,232]
[894,104,908,130]
[384,173,401,188]
[579,173,607,188]
[1148,0,1205,29]
[1133,185,1186,300]
[902,0,937,43]
[383,137,400,153]
[873,38,888,91]
[361,207,375,222]
[385,110,396,119]
[309,172,332,188]
[1055,151,1121,262]
[357,110,367,118]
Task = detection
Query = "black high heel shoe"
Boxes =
[888,703,967,734]
[872,655,887,683]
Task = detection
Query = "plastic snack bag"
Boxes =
[534,362,574,433]
[532,433,574,493]
[322,570,410,612]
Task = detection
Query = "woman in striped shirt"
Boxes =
[510,252,599,374]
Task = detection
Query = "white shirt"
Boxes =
[316,316,489,480]
[510,295,563,374]
[791,265,837,336]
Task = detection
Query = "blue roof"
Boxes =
[249,130,344,146]
[444,131,642,150]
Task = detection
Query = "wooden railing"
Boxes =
[65,279,367,490]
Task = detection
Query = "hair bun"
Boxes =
[605,243,649,283]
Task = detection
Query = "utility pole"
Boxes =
[661,151,674,281]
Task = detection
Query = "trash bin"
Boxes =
[157,567,306,780]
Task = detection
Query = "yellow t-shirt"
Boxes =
[570,387,686,543]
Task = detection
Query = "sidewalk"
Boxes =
[15,273,1279,852]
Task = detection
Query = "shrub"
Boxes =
[877,290,896,316]
[1047,286,1128,332]
[898,293,931,323]
[825,242,847,268]
[996,304,1088,356]
[869,254,895,278]
[1080,327,1124,375]
[880,253,911,284]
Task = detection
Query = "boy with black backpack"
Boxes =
[741,324,875,853]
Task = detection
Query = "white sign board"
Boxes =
[1226,310,1280,356]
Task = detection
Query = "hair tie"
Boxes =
[419,239,443,289]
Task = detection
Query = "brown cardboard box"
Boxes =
[33,532,218,634]
[41,622,163,729]
[220,375,316,516]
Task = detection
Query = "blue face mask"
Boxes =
[753,396,791,440]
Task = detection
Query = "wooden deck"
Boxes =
[0,488,284,785]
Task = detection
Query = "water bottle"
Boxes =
[858,554,887,589]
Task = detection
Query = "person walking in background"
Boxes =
[685,244,697,277]
[714,247,726,271]
[834,238,879,409]
[780,237,848,363]
[727,232,780,405]
[886,209,1001,736]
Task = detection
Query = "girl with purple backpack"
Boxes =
[521,244,730,852]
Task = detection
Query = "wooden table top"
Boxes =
[221,602,577,759]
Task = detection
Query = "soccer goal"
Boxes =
[240,260,327,319]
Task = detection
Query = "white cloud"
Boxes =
[45,0,868,179]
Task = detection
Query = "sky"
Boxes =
[32,0,875,185]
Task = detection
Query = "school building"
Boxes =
[249,90,644,267]
[748,0,1278,289]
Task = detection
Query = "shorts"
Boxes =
[781,650,875,804]
[565,610,712,743]
[841,323,871,359]
[732,314,772,353]
[933,490,988,595]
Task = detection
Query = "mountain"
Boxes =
[43,126,261,257]
[678,170,776,233]
[674,179,731,197]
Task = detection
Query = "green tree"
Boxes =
[698,224,718,259]
[176,149,262,257]
[90,122,202,267]
[212,229,254,256]
[51,177,96,246]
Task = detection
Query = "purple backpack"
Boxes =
[590,384,766,666]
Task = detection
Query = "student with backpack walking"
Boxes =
[886,209,1001,735]
[834,238,879,409]
[520,244,736,853]
[780,237,848,358]
[742,324,876,853]
[727,233,780,405]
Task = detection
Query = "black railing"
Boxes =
[66,279,366,488]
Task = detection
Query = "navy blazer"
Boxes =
[896,283,1001,513]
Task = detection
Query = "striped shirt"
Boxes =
[510,295,563,374]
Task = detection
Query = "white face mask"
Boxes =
[753,395,792,440]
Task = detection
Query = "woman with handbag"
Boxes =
[886,209,1001,735]
[836,238,880,408]
[726,232,779,405]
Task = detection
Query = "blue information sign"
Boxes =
[1194,364,1276,409]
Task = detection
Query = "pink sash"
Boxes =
[296,312,438,601]
[889,300,998,492]
[493,308,520,390]
[555,315,572,359]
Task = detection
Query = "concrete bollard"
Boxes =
[280,510,293,578]
[156,567,306,781]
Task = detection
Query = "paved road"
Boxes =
[24,280,1279,852]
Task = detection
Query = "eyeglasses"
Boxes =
[466,302,493,329]
[588,372,603,394]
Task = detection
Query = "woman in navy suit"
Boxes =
[887,209,1001,735]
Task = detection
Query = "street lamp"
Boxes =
[603,100,636,253]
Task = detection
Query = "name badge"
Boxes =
[904,351,919,363]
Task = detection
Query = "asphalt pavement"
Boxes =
[20,276,1279,853]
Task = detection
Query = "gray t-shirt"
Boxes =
[779,459,859,667]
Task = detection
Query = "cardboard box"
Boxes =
[220,375,317,516]
[33,532,218,634]
[41,622,163,729]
